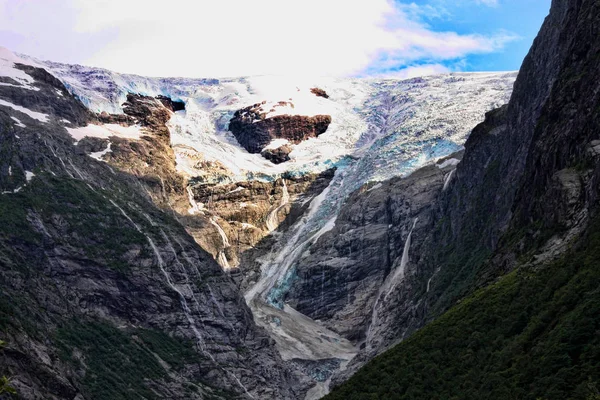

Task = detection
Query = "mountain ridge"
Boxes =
[0,42,526,398]
[327,0,600,397]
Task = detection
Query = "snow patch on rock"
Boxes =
[0,47,39,91]
[0,99,49,122]
[67,124,143,143]
[10,116,26,128]
[89,142,112,161]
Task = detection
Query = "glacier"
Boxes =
[20,54,517,397]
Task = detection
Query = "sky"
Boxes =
[0,0,550,79]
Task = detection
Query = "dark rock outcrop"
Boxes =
[310,87,329,99]
[261,144,292,164]
[157,94,185,112]
[229,102,331,154]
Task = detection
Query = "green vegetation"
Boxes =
[55,320,198,400]
[0,174,148,273]
[0,340,16,397]
[326,218,600,400]
[0,376,16,396]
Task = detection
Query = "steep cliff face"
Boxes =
[418,0,596,318]
[284,154,461,341]
[0,57,308,399]
[327,0,600,396]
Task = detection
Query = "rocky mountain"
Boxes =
[0,38,522,399]
[228,100,332,159]
[326,0,600,398]
[0,51,313,400]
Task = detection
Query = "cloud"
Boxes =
[0,0,515,78]
[375,63,451,79]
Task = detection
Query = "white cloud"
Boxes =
[0,0,515,78]
[376,64,451,79]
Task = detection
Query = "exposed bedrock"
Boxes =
[228,102,331,155]
[261,144,293,164]
[184,169,335,272]
[310,87,329,99]
[284,154,462,341]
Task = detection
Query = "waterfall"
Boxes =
[43,139,72,177]
[209,216,232,270]
[366,218,418,346]
[110,200,207,347]
[187,186,204,215]
[167,234,236,332]
[443,169,456,191]
[210,217,230,247]
[398,218,418,276]
[427,268,439,293]
[245,176,337,305]
[109,199,255,398]
[266,178,290,232]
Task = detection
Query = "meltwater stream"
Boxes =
[243,164,386,398]
[209,216,233,270]
[266,179,290,232]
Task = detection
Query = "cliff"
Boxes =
[327,0,600,397]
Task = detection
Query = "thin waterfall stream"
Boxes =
[109,199,255,399]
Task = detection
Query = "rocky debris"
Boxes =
[97,110,135,125]
[290,358,342,382]
[261,144,293,164]
[228,102,331,155]
[310,87,329,99]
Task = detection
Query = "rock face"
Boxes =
[284,155,461,341]
[0,61,308,399]
[310,87,329,99]
[228,101,331,154]
[185,169,335,274]
[261,144,293,164]
[325,0,600,396]
[320,0,600,387]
